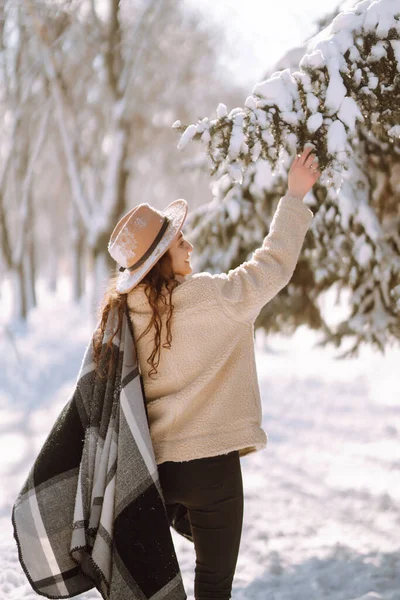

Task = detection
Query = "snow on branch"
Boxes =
[176,0,400,357]
[176,0,400,191]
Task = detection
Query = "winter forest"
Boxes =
[1,0,400,599]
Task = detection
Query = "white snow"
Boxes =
[252,158,277,191]
[306,92,320,112]
[109,228,139,265]
[368,74,379,89]
[331,10,360,34]
[299,48,325,69]
[250,140,261,162]
[307,112,323,133]
[184,0,400,195]
[325,60,348,115]
[134,216,148,228]
[216,103,228,119]
[280,111,299,126]
[201,129,211,144]
[1,276,400,600]
[337,97,364,133]
[227,161,243,184]
[354,237,374,267]
[244,95,257,111]
[364,0,398,36]
[225,196,241,224]
[228,113,245,160]
[390,40,400,68]
[252,69,297,112]
[388,125,400,139]
[327,119,348,155]
[177,124,197,151]
[369,41,387,61]
[261,128,274,146]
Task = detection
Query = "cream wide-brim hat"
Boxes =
[111,199,188,294]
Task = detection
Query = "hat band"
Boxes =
[121,216,171,273]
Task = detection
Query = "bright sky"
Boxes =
[183,0,352,88]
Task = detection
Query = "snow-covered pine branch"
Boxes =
[179,0,400,357]
[177,0,400,189]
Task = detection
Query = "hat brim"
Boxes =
[116,199,188,294]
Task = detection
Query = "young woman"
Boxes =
[99,146,321,600]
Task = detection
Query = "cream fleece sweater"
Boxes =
[127,194,314,465]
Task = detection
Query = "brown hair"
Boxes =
[93,250,179,381]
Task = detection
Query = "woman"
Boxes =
[98,146,321,600]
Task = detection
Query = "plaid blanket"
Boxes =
[12,302,193,600]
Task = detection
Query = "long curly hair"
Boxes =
[93,249,180,381]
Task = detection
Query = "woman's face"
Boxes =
[167,229,194,277]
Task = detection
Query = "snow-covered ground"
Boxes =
[1,276,399,600]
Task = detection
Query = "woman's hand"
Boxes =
[288,146,321,199]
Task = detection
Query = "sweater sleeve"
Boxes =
[210,193,314,323]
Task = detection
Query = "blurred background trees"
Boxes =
[0,0,243,319]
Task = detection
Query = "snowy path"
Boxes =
[1,280,399,599]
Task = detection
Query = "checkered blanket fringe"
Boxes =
[12,302,191,600]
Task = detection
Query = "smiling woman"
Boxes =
[97,199,191,381]
[166,229,194,277]
[91,146,320,600]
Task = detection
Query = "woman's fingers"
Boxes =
[304,151,317,168]
[291,155,300,169]
[300,147,314,164]
[292,147,315,168]
[291,146,320,173]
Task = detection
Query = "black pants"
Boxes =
[158,450,244,600]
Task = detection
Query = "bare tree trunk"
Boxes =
[10,106,50,320]
[94,250,109,305]
[48,248,58,294]
[86,248,108,324]
[25,0,161,317]
[0,115,19,272]
[11,263,28,320]
[25,190,37,310]
[92,113,131,311]
[69,201,85,302]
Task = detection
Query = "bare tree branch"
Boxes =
[13,101,51,265]
[90,0,103,31]
[0,111,20,268]
[118,0,163,99]
[105,0,121,100]
[24,0,93,230]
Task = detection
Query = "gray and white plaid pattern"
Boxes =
[12,303,190,600]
